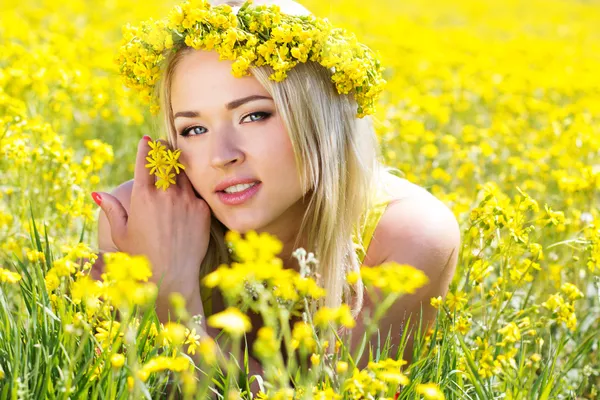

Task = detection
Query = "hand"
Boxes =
[95,136,211,306]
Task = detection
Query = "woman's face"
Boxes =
[170,49,309,234]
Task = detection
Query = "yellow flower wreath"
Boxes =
[115,0,386,118]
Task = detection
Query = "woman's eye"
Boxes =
[180,126,207,137]
[241,111,272,124]
[179,112,271,136]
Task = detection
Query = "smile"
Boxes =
[217,182,261,206]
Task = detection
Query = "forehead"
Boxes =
[170,50,269,113]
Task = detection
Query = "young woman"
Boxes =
[92,0,460,370]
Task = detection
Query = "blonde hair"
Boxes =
[157,0,392,316]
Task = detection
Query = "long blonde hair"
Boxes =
[157,0,390,316]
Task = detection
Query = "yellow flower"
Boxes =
[127,377,134,391]
[71,276,101,303]
[313,387,341,400]
[313,307,337,328]
[100,252,156,308]
[145,152,167,175]
[313,305,355,329]
[0,268,22,283]
[26,249,45,263]
[198,337,217,365]
[116,0,385,117]
[165,149,185,174]
[416,383,445,400]
[253,327,279,360]
[52,258,78,277]
[141,355,191,377]
[147,139,166,158]
[544,204,565,226]
[420,143,439,159]
[44,271,60,292]
[144,140,185,190]
[560,282,584,301]
[160,322,187,346]
[291,321,316,352]
[453,315,472,335]
[445,291,468,311]
[111,354,125,369]
[336,361,348,373]
[104,252,152,282]
[95,320,123,349]
[497,322,521,345]
[226,230,283,263]
[294,276,326,299]
[367,358,410,385]
[207,307,251,337]
[155,169,176,191]
[355,262,429,295]
[346,271,359,285]
[430,296,443,309]
[310,353,320,366]
[184,328,201,355]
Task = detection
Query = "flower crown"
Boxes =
[116,0,386,118]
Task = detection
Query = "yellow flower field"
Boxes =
[0,0,599,398]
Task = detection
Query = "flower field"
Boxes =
[1,0,599,398]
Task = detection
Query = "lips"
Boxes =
[214,177,261,193]
[220,181,259,194]
[216,181,262,206]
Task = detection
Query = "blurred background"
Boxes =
[1,0,599,395]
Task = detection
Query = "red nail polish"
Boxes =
[91,192,102,206]
[143,135,152,141]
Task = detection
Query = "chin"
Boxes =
[219,214,265,233]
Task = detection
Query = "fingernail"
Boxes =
[143,135,152,142]
[91,192,102,206]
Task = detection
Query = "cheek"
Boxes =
[257,124,297,168]
[179,147,211,189]
[256,126,303,188]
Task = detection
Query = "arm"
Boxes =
[351,196,460,367]
[94,179,191,321]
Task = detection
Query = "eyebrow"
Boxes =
[173,95,273,119]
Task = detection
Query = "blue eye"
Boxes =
[241,111,272,123]
[179,111,271,137]
[180,126,207,137]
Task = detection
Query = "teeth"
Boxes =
[223,182,257,194]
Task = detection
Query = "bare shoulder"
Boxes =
[363,176,461,278]
[353,178,461,361]
[97,179,134,252]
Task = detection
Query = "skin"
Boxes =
[94,49,460,381]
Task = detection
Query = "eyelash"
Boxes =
[179,111,272,137]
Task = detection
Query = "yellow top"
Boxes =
[200,180,395,317]
[352,189,394,266]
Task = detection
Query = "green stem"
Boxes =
[352,292,399,366]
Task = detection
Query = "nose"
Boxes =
[209,126,245,169]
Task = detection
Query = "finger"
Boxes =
[156,138,170,147]
[134,136,156,190]
[176,169,205,202]
[175,165,193,191]
[96,192,128,248]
